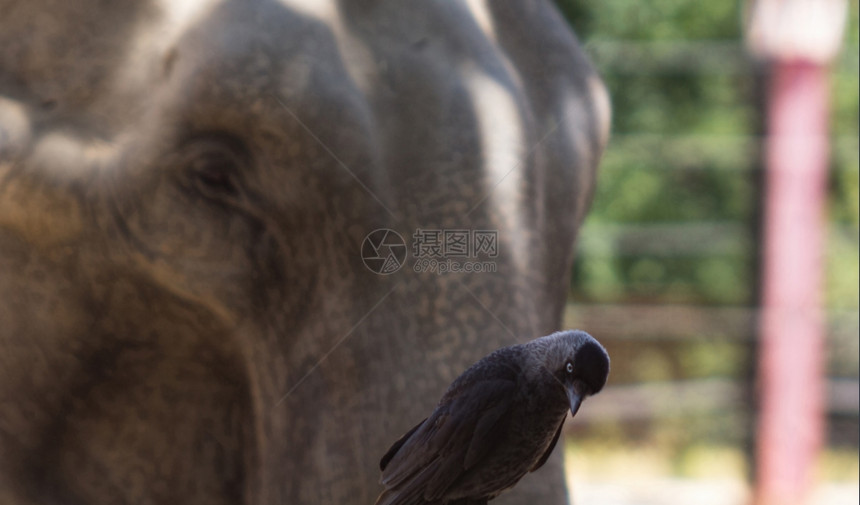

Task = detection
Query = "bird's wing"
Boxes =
[529,417,564,472]
[380,417,427,472]
[379,376,517,501]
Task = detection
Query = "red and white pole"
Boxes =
[758,56,829,505]
[745,1,847,505]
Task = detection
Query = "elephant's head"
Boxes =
[0,1,609,503]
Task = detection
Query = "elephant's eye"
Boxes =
[190,154,239,197]
[178,134,249,201]
[565,362,574,374]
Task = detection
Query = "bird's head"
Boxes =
[527,330,610,417]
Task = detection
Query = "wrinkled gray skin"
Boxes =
[0,1,609,504]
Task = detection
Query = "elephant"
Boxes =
[0,1,609,504]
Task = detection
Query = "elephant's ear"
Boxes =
[380,418,427,471]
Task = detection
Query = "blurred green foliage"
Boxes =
[557,0,859,310]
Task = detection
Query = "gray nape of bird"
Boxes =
[375,329,610,505]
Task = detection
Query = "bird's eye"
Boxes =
[565,362,574,374]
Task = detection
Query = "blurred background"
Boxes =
[553,1,859,504]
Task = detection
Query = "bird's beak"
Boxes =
[567,382,586,417]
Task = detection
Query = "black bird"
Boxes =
[376,330,610,505]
